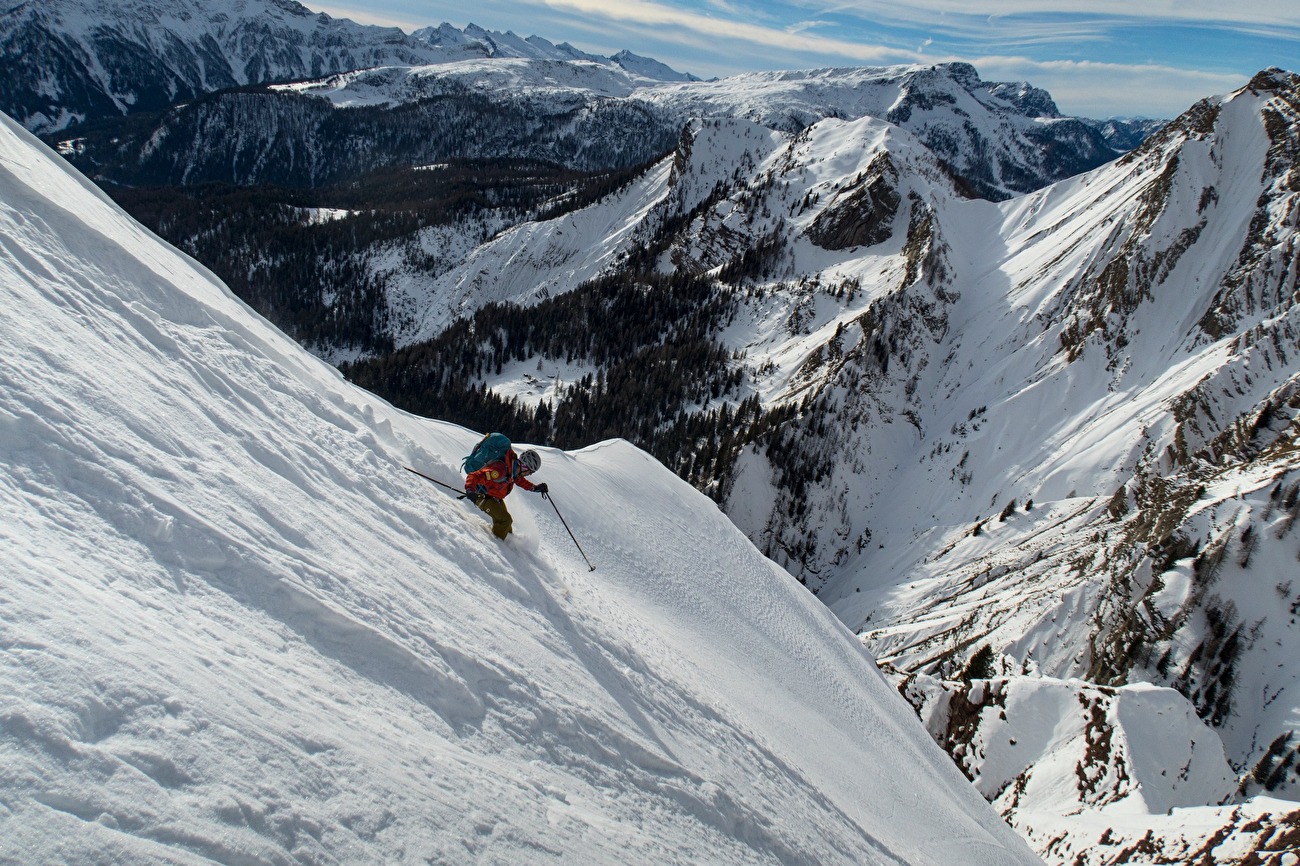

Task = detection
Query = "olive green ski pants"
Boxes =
[475,495,513,539]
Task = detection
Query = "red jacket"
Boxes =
[465,449,537,500]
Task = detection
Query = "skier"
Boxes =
[464,444,548,540]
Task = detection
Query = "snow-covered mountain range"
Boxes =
[0,111,1043,865]
[0,0,696,135]
[0,0,433,133]
[347,68,1300,861]
[56,56,1121,200]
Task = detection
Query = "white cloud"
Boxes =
[706,0,748,16]
[802,0,1300,30]
[537,0,911,63]
[786,20,833,35]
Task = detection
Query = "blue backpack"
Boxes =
[462,432,511,474]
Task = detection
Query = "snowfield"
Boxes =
[0,115,1042,863]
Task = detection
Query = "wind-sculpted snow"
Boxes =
[0,115,1042,864]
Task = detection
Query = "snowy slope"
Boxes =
[385,112,955,345]
[391,153,678,340]
[385,118,791,342]
[637,62,1114,199]
[0,115,1041,863]
[898,673,1237,815]
[330,64,1115,346]
[805,72,1300,690]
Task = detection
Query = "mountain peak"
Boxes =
[268,0,314,16]
[1249,66,1300,94]
[936,60,982,89]
[410,23,693,79]
[611,48,699,82]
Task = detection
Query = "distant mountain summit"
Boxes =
[411,21,601,64]
[610,49,699,83]
[410,22,698,82]
[640,61,1122,199]
[0,1,697,133]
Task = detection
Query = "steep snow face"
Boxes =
[0,116,1042,864]
[391,153,678,341]
[0,0,446,133]
[388,117,797,342]
[816,72,1300,692]
[389,112,953,346]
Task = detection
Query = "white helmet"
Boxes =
[518,449,541,474]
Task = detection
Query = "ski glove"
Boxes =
[533,483,549,495]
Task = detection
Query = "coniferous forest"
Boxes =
[107,156,660,355]
[339,272,796,499]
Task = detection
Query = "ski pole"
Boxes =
[543,492,596,572]
[404,465,468,499]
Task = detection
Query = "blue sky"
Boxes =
[317,0,1297,118]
